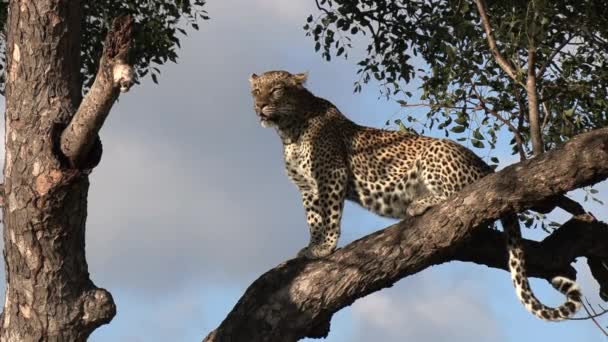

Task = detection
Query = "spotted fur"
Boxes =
[249,70,582,321]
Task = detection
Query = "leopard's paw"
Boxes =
[297,245,334,259]
[406,202,430,216]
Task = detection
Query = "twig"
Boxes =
[540,88,552,132]
[570,298,608,337]
[470,82,527,160]
[536,35,573,79]
[513,90,529,160]
[314,0,331,15]
[474,0,522,86]
[397,102,467,110]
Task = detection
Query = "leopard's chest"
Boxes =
[283,144,316,190]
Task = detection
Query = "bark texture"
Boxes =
[1,2,132,341]
[60,16,134,168]
[204,128,608,342]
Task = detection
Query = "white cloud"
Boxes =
[78,0,384,296]
[86,126,308,293]
[0,0,606,341]
[253,0,313,21]
[351,273,506,342]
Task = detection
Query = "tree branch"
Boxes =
[314,0,331,15]
[470,82,527,161]
[203,128,608,342]
[536,35,573,79]
[60,16,135,168]
[474,0,521,84]
[455,214,607,280]
[526,36,544,155]
[580,299,608,335]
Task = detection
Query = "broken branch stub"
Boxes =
[59,16,135,168]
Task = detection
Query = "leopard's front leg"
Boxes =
[297,168,347,259]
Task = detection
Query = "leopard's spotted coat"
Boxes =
[249,70,582,321]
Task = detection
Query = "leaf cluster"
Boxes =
[0,0,208,92]
[308,0,608,155]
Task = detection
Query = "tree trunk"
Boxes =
[0,2,132,340]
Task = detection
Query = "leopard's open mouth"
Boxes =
[259,113,275,122]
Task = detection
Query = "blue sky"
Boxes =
[1,0,606,341]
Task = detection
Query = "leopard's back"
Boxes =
[341,127,492,218]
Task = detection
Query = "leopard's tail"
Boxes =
[500,214,582,321]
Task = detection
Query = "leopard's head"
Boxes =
[249,70,310,128]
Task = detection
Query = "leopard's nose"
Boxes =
[255,103,268,113]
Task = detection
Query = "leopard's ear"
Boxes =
[293,72,308,85]
[249,73,259,84]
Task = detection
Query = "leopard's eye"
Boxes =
[271,86,284,95]
[252,88,260,95]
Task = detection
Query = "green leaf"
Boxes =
[303,0,608,147]
[73,1,209,89]
[460,1,469,14]
[454,116,468,125]
[450,125,466,133]
[471,139,485,148]
[473,129,484,140]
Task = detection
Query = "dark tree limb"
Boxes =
[455,214,607,282]
[588,257,608,301]
[60,16,135,168]
[203,128,608,342]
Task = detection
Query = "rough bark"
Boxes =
[60,16,134,168]
[1,2,132,341]
[203,128,608,342]
[455,214,607,283]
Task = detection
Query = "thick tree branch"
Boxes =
[474,0,521,84]
[455,214,607,281]
[203,128,608,342]
[60,16,134,168]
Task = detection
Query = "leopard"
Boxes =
[249,70,582,321]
